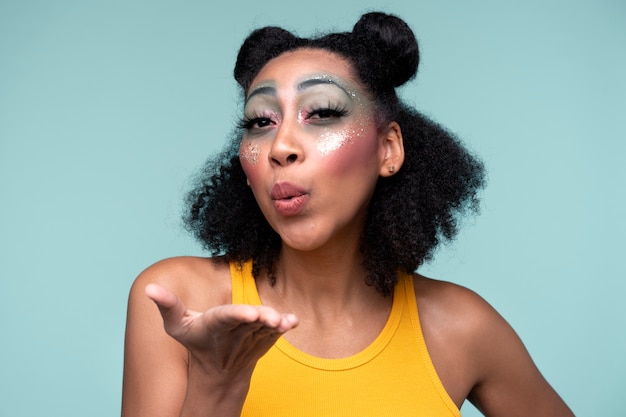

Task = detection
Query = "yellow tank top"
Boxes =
[230,260,460,417]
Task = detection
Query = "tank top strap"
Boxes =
[400,270,460,415]
[230,259,262,305]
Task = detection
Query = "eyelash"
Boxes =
[238,112,273,130]
[238,105,349,131]
[305,104,349,120]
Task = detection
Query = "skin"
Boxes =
[122,49,575,417]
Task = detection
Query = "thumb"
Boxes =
[145,283,188,328]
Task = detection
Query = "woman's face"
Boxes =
[239,48,398,252]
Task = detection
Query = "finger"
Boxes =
[254,306,299,333]
[206,305,296,335]
[207,304,264,330]
[144,283,189,327]
[255,305,285,328]
[277,313,299,333]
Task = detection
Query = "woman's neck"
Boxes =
[258,243,385,324]
[256,243,392,358]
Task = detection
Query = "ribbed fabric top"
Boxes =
[230,260,461,417]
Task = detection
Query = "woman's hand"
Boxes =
[145,283,298,375]
[142,283,298,417]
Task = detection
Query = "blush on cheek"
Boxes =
[319,125,379,172]
[240,141,261,165]
[316,114,377,157]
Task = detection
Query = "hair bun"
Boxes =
[234,27,304,91]
[352,12,419,88]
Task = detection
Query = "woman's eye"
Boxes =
[240,117,274,130]
[307,107,348,120]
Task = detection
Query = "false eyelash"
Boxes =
[237,112,274,130]
[237,104,349,130]
[306,104,349,120]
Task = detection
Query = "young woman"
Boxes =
[122,12,574,417]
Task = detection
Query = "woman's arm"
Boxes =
[121,261,190,417]
[465,295,575,417]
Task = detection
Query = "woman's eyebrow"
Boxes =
[245,77,353,103]
[246,85,276,103]
[297,77,351,96]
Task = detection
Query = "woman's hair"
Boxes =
[184,12,486,296]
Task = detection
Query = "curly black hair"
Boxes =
[184,12,486,296]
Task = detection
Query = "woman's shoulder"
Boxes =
[411,273,515,355]
[130,256,233,310]
[412,273,503,332]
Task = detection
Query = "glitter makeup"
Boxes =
[241,140,261,165]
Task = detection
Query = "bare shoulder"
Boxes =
[412,273,487,315]
[412,274,574,416]
[412,274,505,343]
[130,256,232,310]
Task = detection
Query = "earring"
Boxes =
[246,178,250,186]
[388,165,395,174]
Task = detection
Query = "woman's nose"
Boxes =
[268,119,303,166]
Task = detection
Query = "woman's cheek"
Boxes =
[239,141,261,186]
[240,140,262,165]
[316,123,378,171]
[316,130,353,156]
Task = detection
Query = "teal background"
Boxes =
[1,1,624,416]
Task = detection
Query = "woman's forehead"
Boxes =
[249,48,360,91]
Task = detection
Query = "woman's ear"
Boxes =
[379,122,405,177]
